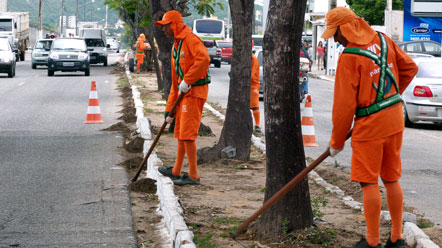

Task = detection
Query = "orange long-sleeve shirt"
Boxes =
[251,53,260,89]
[330,33,418,149]
[165,25,210,113]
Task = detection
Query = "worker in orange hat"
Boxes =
[134,33,149,73]
[154,10,210,186]
[322,7,417,248]
[250,40,261,133]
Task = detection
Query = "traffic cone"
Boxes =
[301,94,318,147]
[84,81,104,124]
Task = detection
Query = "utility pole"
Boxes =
[84,0,86,22]
[60,0,65,37]
[76,0,79,36]
[38,0,43,39]
[105,5,108,29]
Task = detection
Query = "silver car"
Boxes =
[31,39,53,69]
[0,38,16,78]
[402,58,442,126]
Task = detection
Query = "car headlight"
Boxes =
[3,56,10,63]
[78,53,88,60]
[49,53,59,59]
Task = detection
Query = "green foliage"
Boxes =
[311,196,328,218]
[282,218,290,235]
[188,0,225,17]
[193,232,218,248]
[306,228,337,246]
[346,0,404,25]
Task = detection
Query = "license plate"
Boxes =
[90,56,96,59]
[418,105,435,112]
[438,108,442,117]
[63,62,74,66]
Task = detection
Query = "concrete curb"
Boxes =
[123,52,439,248]
[124,52,196,248]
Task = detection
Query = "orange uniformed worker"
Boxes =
[155,10,210,186]
[250,41,261,133]
[134,33,148,73]
[323,7,417,248]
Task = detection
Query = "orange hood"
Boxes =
[321,7,376,45]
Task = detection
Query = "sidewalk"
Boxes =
[308,61,336,82]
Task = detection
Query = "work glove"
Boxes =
[179,81,191,93]
[164,112,174,124]
[328,146,343,158]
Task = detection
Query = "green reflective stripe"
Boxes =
[355,94,403,117]
[377,32,388,103]
[173,39,211,87]
[343,32,402,117]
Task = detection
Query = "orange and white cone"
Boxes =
[84,81,104,124]
[301,94,318,147]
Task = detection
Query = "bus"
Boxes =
[193,19,225,40]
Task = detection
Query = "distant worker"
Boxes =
[155,10,210,186]
[250,40,261,133]
[322,7,418,248]
[134,33,148,74]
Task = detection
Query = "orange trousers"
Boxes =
[136,53,144,72]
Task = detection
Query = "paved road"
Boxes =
[0,52,137,247]
[208,65,442,226]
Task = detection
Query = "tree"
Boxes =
[197,0,254,163]
[346,0,404,25]
[255,0,313,238]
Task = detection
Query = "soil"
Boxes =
[105,64,442,248]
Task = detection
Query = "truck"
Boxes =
[0,12,30,61]
[79,28,108,66]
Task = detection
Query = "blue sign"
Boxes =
[404,0,442,43]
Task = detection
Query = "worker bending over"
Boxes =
[323,7,417,248]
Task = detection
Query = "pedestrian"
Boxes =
[134,33,148,74]
[322,7,418,248]
[250,40,261,133]
[155,10,210,186]
[316,40,325,70]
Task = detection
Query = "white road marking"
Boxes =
[18,82,27,86]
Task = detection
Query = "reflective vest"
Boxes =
[173,40,210,86]
[136,41,144,54]
[343,32,402,117]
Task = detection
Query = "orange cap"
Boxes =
[155,10,183,26]
[321,7,357,39]
[322,7,377,45]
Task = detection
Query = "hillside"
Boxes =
[7,0,119,30]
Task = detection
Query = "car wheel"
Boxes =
[403,104,413,128]
[32,63,36,69]
[129,58,135,72]
[13,64,16,76]
[215,61,221,68]
[48,70,54,76]
[7,65,13,78]
[104,59,108,67]
[85,68,90,76]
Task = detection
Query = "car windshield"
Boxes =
[417,62,442,78]
[252,37,263,47]
[0,39,10,51]
[217,42,232,48]
[52,39,87,51]
[34,40,52,50]
[86,39,105,47]
[0,20,12,32]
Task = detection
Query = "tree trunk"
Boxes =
[146,26,164,91]
[256,0,312,239]
[197,0,254,163]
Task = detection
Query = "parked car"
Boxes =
[398,40,441,57]
[106,37,120,53]
[31,39,53,69]
[0,38,16,78]
[202,40,221,68]
[217,41,232,64]
[47,38,90,76]
[402,58,442,126]
[252,34,263,50]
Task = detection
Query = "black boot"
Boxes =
[384,236,406,248]
[342,238,381,248]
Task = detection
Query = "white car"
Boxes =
[0,38,16,78]
[402,57,442,126]
[106,37,120,53]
